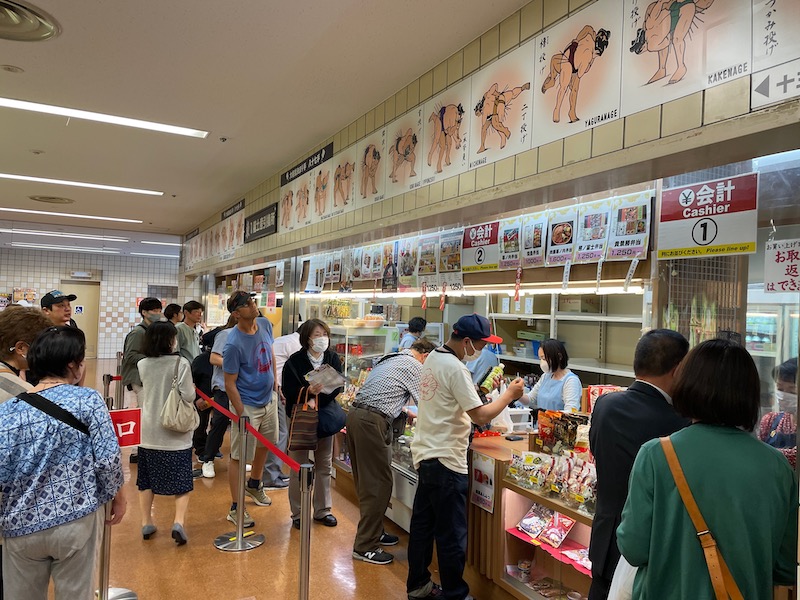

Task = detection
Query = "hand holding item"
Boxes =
[508,377,525,401]
[308,382,324,396]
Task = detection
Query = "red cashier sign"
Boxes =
[462,222,500,272]
[657,173,758,259]
[109,408,141,448]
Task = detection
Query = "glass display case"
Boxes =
[329,325,394,384]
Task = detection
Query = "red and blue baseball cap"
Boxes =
[453,314,502,344]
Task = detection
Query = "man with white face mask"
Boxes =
[407,314,524,600]
[758,357,798,468]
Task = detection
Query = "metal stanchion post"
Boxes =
[298,463,314,600]
[214,415,265,551]
[96,503,137,600]
[102,374,113,410]
[114,352,124,410]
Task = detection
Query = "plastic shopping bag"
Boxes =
[608,556,637,600]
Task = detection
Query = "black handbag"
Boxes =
[317,399,346,438]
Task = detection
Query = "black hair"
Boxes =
[633,329,689,377]
[540,339,568,371]
[164,303,182,320]
[672,339,760,431]
[143,321,178,358]
[183,300,205,313]
[27,326,86,381]
[138,297,162,317]
[298,319,330,351]
[773,358,798,384]
[408,317,427,334]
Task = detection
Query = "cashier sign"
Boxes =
[657,173,758,259]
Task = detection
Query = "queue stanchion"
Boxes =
[96,502,137,600]
[298,463,314,600]
[114,351,125,410]
[214,415,265,551]
[102,373,113,410]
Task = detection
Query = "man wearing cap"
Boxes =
[223,291,279,528]
[407,314,525,600]
[40,290,79,328]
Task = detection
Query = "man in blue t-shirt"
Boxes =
[222,291,278,528]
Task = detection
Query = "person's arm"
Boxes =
[521,376,544,407]
[616,444,656,567]
[210,352,223,367]
[176,325,193,362]
[179,359,196,403]
[467,377,525,425]
[123,328,146,367]
[107,486,127,525]
[225,372,243,415]
[272,347,278,393]
[85,391,125,520]
[562,374,582,412]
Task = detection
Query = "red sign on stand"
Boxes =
[109,408,141,447]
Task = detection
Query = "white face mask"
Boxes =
[312,336,329,353]
[776,390,798,413]
[463,339,481,362]
[540,360,550,374]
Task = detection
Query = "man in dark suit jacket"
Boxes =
[588,329,690,600]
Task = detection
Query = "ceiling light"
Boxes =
[0,207,142,223]
[140,240,182,247]
[130,252,179,259]
[0,228,129,242]
[0,97,208,138]
[10,242,120,254]
[0,172,163,196]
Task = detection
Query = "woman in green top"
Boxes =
[617,339,797,599]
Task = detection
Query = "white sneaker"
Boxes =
[202,461,216,478]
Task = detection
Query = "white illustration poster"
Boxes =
[533,0,623,147]
[469,41,534,170]
[606,191,652,260]
[621,0,752,117]
[279,180,296,233]
[417,233,440,293]
[311,163,334,223]
[545,206,577,267]
[294,172,313,229]
[398,236,419,292]
[421,79,472,186]
[752,0,800,74]
[356,127,388,208]
[351,247,365,281]
[385,107,425,200]
[522,211,549,268]
[331,146,359,219]
[574,198,612,264]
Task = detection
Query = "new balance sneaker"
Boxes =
[244,484,272,506]
[227,507,255,528]
[264,478,289,490]
[202,461,215,478]
[352,548,394,565]
[379,532,399,546]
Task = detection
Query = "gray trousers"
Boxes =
[288,434,333,520]
[3,511,101,600]
[262,400,289,485]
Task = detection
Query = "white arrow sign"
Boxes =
[752,58,800,110]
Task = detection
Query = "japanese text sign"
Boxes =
[109,408,141,448]
[764,238,800,293]
[462,222,500,272]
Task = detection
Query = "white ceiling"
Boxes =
[0,0,529,243]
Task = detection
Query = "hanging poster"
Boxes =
[356,127,388,207]
[545,206,577,266]
[370,244,385,279]
[752,0,800,75]
[574,198,612,264]
[340,250,354,292]
[279,180,296,233]
[417,233,440,293]
[398,236,419,292]
[499,216,523,270]
[331,146,359,218]
[657,173,758,259]
[324,251,342,284]
[352,247,365,281]
[522,212,549,268]
[421,79,472,186]
[385,107,425,200]
[606,191,653,260]
[304,255,326,294]
[469,41,534,170]
[312,164,334,223]
[275,261,284,288]
[470,452,496,513]
[462,222,500,272]
[764,238,800,293]
[533,0,623,147]
[381,241,399,293]
[621,0,752,117]
[294,172,313,229]
[439,228,464,291]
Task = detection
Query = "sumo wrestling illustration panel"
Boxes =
[355,127,388,208]
[468,40,534,170]
[329,145,359,219]
[310,162,334,225]
[752,0,800,74]
[278,179,297,234]
[421,79,472,186]
[384,106,425,201]
[621,0,752,117]
[293,171,314,229]
[533,0,623,147]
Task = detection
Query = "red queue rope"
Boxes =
[195,388,301,473]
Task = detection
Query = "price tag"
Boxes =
[624,258,639,292]
[562,260,572,290]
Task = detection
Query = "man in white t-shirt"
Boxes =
[407,314,524,600]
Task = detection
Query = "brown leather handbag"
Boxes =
[288,387,318,452]
[660,437,744,600]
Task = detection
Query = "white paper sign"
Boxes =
[606,191,652,261]
[522,212,549,268]
[574,198,612,264]
[764,238,800,293]
[546,207,577,266]
[471,452,496,514]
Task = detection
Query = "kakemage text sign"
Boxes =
[657,173,758,259]
[244,203,278,243]
[281,142,334,187]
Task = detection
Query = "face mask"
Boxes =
[463,339,481,362]
[776,391,798,413]
[312,336,329,353]
[146,311,164,324]
[540,360,550,374]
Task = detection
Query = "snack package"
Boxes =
[563,548,592,571]
[517,503,554,538]
[539,512,576,548]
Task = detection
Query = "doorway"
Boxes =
[59,281,101,359]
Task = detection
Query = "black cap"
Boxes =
[227,291,256,313]
[41,290,77,309]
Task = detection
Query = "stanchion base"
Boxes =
[95,587,138,600]
[214,531,266,552]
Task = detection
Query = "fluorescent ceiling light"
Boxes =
[0,173,162,196]
[140,240,182,247]
[0,227,128,242]
[11,242,120,254]
[0,97,209,139]
[130,252,179,259]
[0,207,142,224]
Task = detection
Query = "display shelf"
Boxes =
[749,349,778,357]
[568,359,634,378]
[330,325,390,337]
[333,458,352,474]
[506,528,591,577]
[555,312,642,324]
[391,462,418,483]
[490,312,552,321]
[503,479,593,527]
[500,573,549,600]
[498,353,541,366]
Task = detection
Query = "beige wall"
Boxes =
[183,0,800,277]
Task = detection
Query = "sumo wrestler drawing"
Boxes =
[360,144,381,199]
[630,0,715,84]
[295,182,309,222]
[427,103,464,174]
[541,26,611,123]
[388,128,418,183]
[334,161,354,207]
[474,82,530,153]
[314,170,329,217]
[280,190,293,229]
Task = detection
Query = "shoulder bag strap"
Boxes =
[660,437,743,600]
[172,355,181,390]
[17,391,89,435]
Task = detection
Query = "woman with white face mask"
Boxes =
[758,357,798,468]
[281,318,344,529]
[523,338,582,412]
